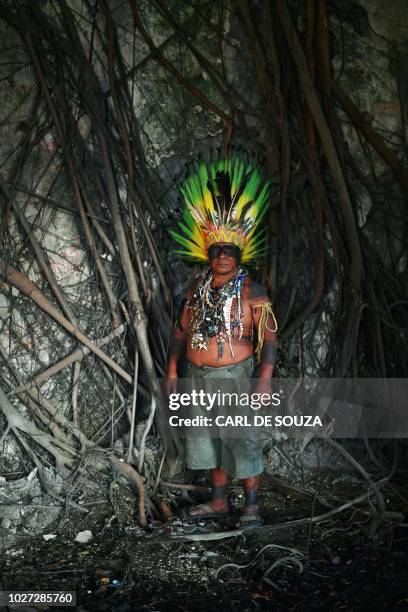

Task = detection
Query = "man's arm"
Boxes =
[252,306,278,379]
[166,293,191,379]
[250,281,278,380]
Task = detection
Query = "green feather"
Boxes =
[175,153,272,263]
[168,230,195,250]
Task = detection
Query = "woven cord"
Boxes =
[253,303,278,363]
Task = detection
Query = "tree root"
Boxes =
[108,454,147,527]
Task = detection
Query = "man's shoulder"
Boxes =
[184,274,201,299]
[244,276,270,305]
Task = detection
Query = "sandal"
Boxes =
[236,513,263,530]
[182,502,230,522]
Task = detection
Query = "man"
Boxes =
[166,155,278,528]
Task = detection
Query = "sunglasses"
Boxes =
[208,244,241,259]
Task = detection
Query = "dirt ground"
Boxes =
[1,472,407,612]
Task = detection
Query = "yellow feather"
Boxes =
[203,187,214,213]
[235,194,250,217]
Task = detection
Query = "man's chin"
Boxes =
[215,269,234,275]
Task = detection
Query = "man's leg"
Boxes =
[188,467,230,516]
[241,474,261,519]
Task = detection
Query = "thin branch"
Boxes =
[0,261,133,385]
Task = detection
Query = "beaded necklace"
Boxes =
[187,268,247,362]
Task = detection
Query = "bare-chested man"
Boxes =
[166,241,277,528]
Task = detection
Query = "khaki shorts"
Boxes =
[184,356,263,479]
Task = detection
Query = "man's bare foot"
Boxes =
[236,503,263,529]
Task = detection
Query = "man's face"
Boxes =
[208,242,240,275]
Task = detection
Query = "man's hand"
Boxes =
[165,373,178,396]
[253,377,272,397]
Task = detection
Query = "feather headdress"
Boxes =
[169,154,271,263]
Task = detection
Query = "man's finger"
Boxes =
[166,378,178,396]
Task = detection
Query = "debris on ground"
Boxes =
[1,470,407,611]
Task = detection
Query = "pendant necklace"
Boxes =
[188,268,247,362]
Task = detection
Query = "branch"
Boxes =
[108,454,147,526]
[331,79,408,194]
[10,324,127,395]
[0,175,77,324]
[172,480,393,541]
[0,261,133,385]
[0,385,75,470]
[276,0,363,290]
[127,0,232,126]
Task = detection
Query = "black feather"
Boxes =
[240,200,254,220]
[215,170,232,211]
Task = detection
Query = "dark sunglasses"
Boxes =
[208,244,241,259]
